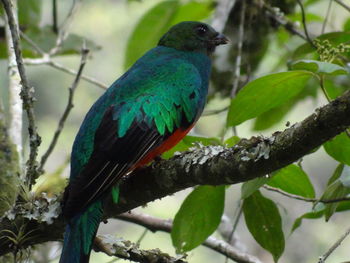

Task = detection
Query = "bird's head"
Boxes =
[158,21,229,55]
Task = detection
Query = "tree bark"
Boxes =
[0,90,349,256]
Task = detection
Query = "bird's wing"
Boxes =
[63,61,204,218]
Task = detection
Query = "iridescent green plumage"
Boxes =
[60,21,227,263]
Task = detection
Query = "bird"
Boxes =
[59,21,228,263]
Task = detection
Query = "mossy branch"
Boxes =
[0,90,349,259]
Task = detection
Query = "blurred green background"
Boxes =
[1,0,350,262]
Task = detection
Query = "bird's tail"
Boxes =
[59,201,103,263]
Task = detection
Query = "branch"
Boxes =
[3,0,22,159]
[107,90,350,215]
[263,185,350,204]
[296,0,317,48]
[335,0,350,12]
[39,46,90,172]
[24,56,108,90]
[211,0,237,32]
[95,235,187,263]
[0,90,350,257]
[116,212,262,263]
[261,1,308,41]
[318,224,350,263]
[1,0,41,184]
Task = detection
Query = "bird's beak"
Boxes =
[213,33,229,46]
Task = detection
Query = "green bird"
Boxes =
[59,21,228,263]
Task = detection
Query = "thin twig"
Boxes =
[48,60,108,89]
[24,57,108,89]
[1,0,41,185]
[261,1,307,41]
[202,106,229,116]
[321,0,333,34]
[263,185,350,204]
[335,0,350,12]
[39,45,90,172]
[230,0,246,137]
[296,0,317,48]
[50,0,82,56]
[319,76,332,102]
[224,204,243,263]
[116,212,263,263]
[20,31,108,90]
[20,31,46,55]
[231,0,245,98]
[318,224,350,263]
[52,0,58,34]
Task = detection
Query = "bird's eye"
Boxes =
[196,25,207,36]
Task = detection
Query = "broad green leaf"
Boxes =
[291,60,348,76]
[18,0,42,28]
[224,136,240,147]
[172,185,225,252]
[321,180,350,221]
[321,164,350,220]
[287,12,323,23]
[344,18,350,31]
[162,135,221,159]
[124,0,179,69]
[124,0,213,69]
[291,203,324,233]
[243,191,285,262]
[241,177,269,199]
[324,78,348,99]
[327,163,345,186]
[253,101,294,131]
[170,1,213,25]
[292,201,350,232]
[227,71,313,127]
[324,132,350,166]
[268,165,315,198]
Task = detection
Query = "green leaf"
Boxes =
[170,1,213,25]
[171,185,225,252]
[287,12,323,23]
[268,164,315,198]
[162,135,221,159]
[344,18,350,31]
[124,0,213,69]
[292,201,350,232]
[320,164,350,221]
[327,163,345,186]
[243,191,285,262]
[224,136,240,147]
[324,132,350,166]
[124,0,179,69]
[321,175,350,221]
[227,71,313,127]
[241,177,269,199]
[253,101,294,131]
[291,60,348,76]
[18,0,42,28]
[291,203,324,233]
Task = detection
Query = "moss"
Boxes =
[0,118,20,217]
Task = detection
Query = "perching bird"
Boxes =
[59,21,228,263]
